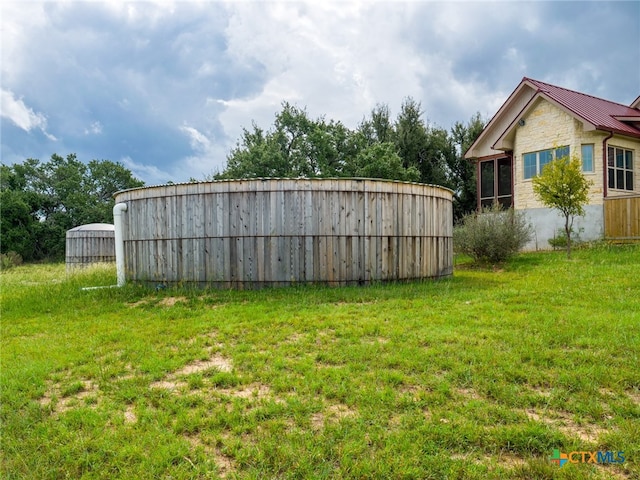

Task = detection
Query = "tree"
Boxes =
[216,100,470,194]
[393,97,449,186]
[0,154,144,261]
[218,103,355,180]
[449,112,485,222]
[532,154,593,258]
[346,142,420,182]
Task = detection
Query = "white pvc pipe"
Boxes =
[113,202,128,287]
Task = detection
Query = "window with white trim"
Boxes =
[608,146,634,191]
[581,144,594,173]
[523,146,570,179]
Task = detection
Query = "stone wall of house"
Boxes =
[513,98,607,210]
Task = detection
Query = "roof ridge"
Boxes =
[524,76,638,111]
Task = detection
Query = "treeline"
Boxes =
[215,99,484,221]
[1,99,484,262]
[0,154,143,261]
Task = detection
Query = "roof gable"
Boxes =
[465,77,640,159]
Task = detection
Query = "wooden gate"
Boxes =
[604,195,640,241]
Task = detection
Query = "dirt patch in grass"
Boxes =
[523,408,607,443]
[315,329,337,345]
[527,385,553,398]
[175,355,232,375]
[493,452,527,468]
[40,378,99,415]
[452,452,527,469]
[184,435,235,478]
[362,336,390,345]
[151,353,234,391]
[456,387,482,400]
[399,384,421,401]
[285,333,306,343]
[124,405,137,424]
[219,383,271,400]
[593,463,633,480]
[311,403,358,430]
[150,379,188,391]
[625,389,640,406]
[158,296,188,307]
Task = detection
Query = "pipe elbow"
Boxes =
[113,202,128,216]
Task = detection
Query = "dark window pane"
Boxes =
[480,198,494,208]
[625,150,633,170]
[608,147,614,167]
[626,171,633,191]
[480,161,495,198]
[608,169,615,188]
[497,157,512,196]
[616,169,624,189]
[616,149,624,168]
[498,196,513,208]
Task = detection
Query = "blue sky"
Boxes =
[2,1,639,185]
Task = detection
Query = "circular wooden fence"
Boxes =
[113,178,453,288]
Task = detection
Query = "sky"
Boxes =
[2,1,639,186]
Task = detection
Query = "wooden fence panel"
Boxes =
[604,195,640,240]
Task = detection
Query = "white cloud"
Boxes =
[216,2,428,140]
[0,89,57,140]
[177,124,229,180]
[84,121,103,135]
[120,156,173,186]
[179,124,212,151]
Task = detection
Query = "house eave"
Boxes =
[464,79,536,160]
[613,116,640,122]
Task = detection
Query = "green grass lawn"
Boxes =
[1,245,639,479]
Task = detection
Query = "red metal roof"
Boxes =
[524,77,640,138]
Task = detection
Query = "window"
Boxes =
[522,146,570,179]
[608,146,634,191]
[479,157,512,208]
[581,144,594,172]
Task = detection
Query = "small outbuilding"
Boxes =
[65,223,116,272]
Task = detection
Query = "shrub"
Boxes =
[548,227,583,250]
[0,251,23,271]
[453,204,533,264]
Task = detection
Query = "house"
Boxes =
[465,77,640,249]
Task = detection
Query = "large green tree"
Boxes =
[393,98,451,186]
[0,154,144,261]
[449,112,485,222]
[217,102,418,182]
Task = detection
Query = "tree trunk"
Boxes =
[565,215,572,259]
